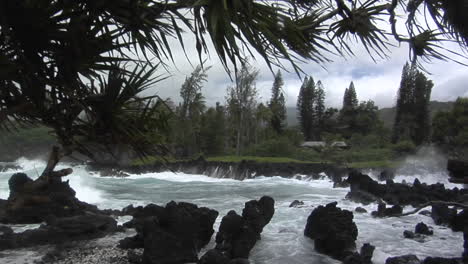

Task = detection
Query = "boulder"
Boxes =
[304,202,358,260]
[343,243,375,264]
[447,159,468,179]
[415,222,433,236]
[451,210,468,232]
[118,201,218,264]
[403,230,415,239]
[431,204,457,226]
[386,255,421,264]
[199,196,275,263]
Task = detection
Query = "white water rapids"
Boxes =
[0,149,464,264]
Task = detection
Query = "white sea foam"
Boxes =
[124,171,239,183]
[0,157,465,264]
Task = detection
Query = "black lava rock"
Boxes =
[415,222,433,235]
[304,202,358,260]
[199,196,275,264]
[386,255,421,264]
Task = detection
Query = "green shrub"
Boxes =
[392,140,416,154]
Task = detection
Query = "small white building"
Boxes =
[300,141,349,149]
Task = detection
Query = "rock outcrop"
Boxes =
[119,201,218,264]
[199,196,275,264]
[0,212,117,250]
[1,173,100,224]
[304,202,358,260]
[346,170,468,207]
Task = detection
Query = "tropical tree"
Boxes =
[226,63,259,155]
[176,65,210,156]
[1,0,468,178]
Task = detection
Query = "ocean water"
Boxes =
[0,152,464,264]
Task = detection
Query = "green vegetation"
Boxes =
[0,126,55,160]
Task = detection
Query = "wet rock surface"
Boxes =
[304,202,358,260]
[346,170,468,207]
[118,201,218,264]
[0,212,118,250]
[371,203,403,217]
[1,173,101,224]
[386,255,421,264]
[199,196,274,264]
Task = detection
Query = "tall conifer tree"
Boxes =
[269,70,287,134]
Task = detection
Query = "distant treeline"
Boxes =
[1,62,467,163]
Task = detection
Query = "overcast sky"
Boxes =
[146,28,468,110]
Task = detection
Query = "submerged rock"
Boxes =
[304,202,358,260]
[289,200,304,208]
[199,196,274,264]
[355,207,368,213]
[415,222,433,236]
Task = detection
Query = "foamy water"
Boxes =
[0,153,464,264]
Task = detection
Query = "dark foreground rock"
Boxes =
[199,196,275,264]
[119,201,218,264]
[0,212,117,250]
[447,159,468,179]
[386,255,421,264]
[346,170,468,207]
[1,173,100,224]
[343,243,375,264]
[304,202,358,260]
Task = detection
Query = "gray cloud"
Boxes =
[145,31,468,110]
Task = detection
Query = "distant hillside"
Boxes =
[286,101,454,128]
[378,101,454,128]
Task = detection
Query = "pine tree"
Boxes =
[315,81,326,130]
[297,77,316,140]
[392,62,433,145]
[339,81,359,137]
[269,70,287,134]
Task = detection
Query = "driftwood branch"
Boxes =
[388,201,468,218]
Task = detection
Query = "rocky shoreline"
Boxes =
[0,168,467,264]
[87,157,352,182]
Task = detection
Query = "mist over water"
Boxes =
[0,154,464,264]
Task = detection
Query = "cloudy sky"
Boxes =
[146,24,468,110]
